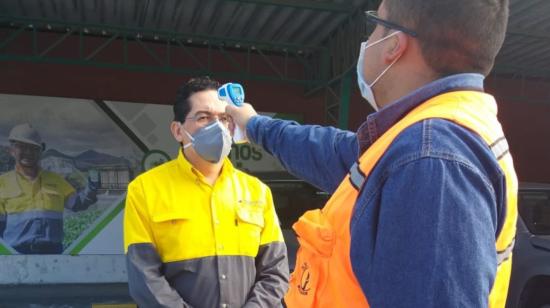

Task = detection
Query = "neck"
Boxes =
[16,165,40,181]
[183,147,224,185]
[376,54,439,109]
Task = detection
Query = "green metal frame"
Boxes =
[225,0,353,13]
[0,0,381,123]
[338,71,353,129]
[0,15,326,86]
[324,71,354,129]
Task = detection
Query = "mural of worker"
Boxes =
[0,123,99,254]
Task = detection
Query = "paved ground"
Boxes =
[0,283,132,308]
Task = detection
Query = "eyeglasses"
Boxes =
[365,11,418,38]
[185,112,231,126]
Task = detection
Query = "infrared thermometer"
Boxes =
[218,83,247,143]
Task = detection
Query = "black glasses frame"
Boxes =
[365,11,418,37]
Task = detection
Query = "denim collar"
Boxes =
[356,73,485,153]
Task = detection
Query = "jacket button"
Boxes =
[221,304,228,308]
[221,274,226,280]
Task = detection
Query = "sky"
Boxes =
[0,94,142,160]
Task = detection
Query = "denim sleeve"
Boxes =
[352,157,498,307]
[247,115,359,193]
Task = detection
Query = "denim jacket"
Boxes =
[247,73,506,307]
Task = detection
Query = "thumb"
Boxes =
[225,103,238,115]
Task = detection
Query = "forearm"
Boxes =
[65,186,97,211]
[247,115,358,193]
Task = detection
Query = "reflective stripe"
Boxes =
[349,162,366,190]
[497,238,515,266]
[490,137,509,161]
[3,210,64,249]
[128,243,257,308]
[6,210,63,221]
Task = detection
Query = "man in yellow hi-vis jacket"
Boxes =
[124,76,289,308]
[0,123,98,254]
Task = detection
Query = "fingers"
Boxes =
[225,103,256,136]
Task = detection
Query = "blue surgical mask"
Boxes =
[183,120,232,163]
[357,31,402,111]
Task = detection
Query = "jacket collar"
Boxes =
[356,73,485,153]
[176,149,234,182]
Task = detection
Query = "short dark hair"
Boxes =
[383,0,509,76]
[174,76,221,122]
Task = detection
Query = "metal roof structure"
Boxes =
[1,0,550,126]
[0,0,370,49]
[495,0,550,79]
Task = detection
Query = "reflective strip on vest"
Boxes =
[349,162,366,190]
[497,238,514,266]
[490,137,510,161]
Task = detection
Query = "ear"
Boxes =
[384,32,408,63]
[170,121,185,143]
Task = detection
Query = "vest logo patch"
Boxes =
[298,262,311,295]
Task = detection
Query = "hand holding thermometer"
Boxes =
[218,83,248,143]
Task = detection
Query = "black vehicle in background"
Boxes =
[507,183,550,308]
[259,172,330,270]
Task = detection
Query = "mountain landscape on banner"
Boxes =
[42,149,132,170]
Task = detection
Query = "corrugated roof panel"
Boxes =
[3,0,550,78]
[493,0,550,77]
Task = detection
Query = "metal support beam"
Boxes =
[0,25,25,50]
[0,53,316,84]
[338,71,352,129]
[136,38,165,66]
[85,33,119,61]
[0,17,325,86]
[0,15,320,54]
[39,28,75,57]
[218,45,246,73]
[224,0,353,13]
[257,48,285,79]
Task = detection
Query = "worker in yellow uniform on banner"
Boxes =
[226,0,518,307]
[124,77,289,308]
[0,123,98,254]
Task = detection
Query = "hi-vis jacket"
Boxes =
[284,91,517,308]
[0,170,75,254]
[124,151,289,308]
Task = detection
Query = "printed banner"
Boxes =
[0,94,295,255]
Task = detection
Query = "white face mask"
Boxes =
[356,31,402,111]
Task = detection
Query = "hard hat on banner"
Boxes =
[8,123,43,147]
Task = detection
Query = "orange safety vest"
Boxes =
[285,91,518,308]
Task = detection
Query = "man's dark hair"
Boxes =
[174,76,221,122]
[383,0,509,76]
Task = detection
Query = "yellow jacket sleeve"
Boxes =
[124,179,154,252]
